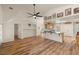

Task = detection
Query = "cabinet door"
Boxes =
[60,24,73,36]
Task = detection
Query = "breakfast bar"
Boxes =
[42,30,64,43]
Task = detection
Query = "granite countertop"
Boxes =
[42,29,55,33]
[42,29,61,34]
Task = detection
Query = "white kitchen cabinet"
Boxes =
[43,32,62,42]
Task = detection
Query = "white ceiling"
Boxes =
[2,4,69,15]
[1,4,71,23]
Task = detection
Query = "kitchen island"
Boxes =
[42,29,64,43]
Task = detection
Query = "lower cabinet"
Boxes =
[43,32,62,42]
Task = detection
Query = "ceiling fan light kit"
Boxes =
[33,15,36,19]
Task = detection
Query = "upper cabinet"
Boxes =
[45,21,54,29]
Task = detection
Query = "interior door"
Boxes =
[14,24,19,39]
[36,17,44,36]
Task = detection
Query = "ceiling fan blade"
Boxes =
[36,12,40,15]
[27,12,33,16]
[26,4,42,19]
[37,15,43,17]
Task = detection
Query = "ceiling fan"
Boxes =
[27,4,43,19]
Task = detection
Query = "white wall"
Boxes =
[45,5,79,17]
[19,22,36,39]
[1,5,36,43]
[3,22,14,43]
[0,5,3,44]
[0,5,3,24]
[0,25,2,45]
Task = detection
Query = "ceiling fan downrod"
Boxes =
[33,4,36,14]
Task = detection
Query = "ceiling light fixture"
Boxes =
[27,4,43,19]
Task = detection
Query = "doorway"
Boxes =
[14,24,19,40]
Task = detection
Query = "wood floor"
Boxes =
[0,36,79,55]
